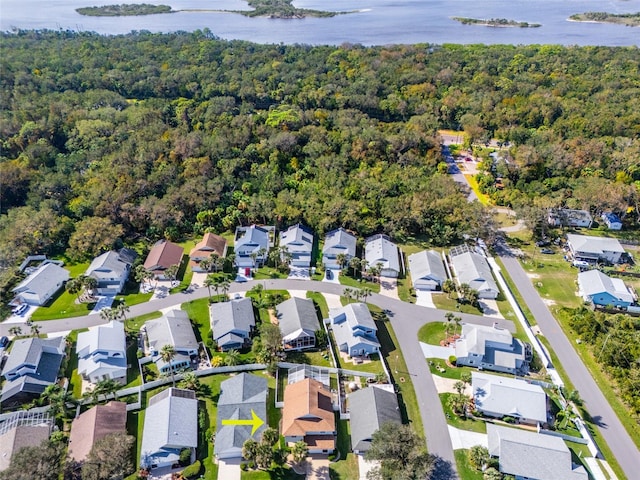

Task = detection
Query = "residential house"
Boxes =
[287,364,331,388]
[601,212,623,230]
[12,262,69,306]
[348,386,401,454]
[68,401,127,463]
[144,310,198,374]
[454,323,530,375]
[328,303,380,358]
[566,234,625,264]
[214,373,268,459]
[140,388,198,470]
[322,228,356,270]
[280,224,314,268]
[210,297,256,351]
[0,410,54,472]
[577,270,634,309]
[85,248,137,295]
[472,372,548,426]
[450,246,499,299]
[487,424,588,480]
[547,209,593,228]
[407,250,447,291]
[364,234,401,278]
[282,378,336,453]
[143,240,184,279]
[234,225,270,269]
[189,232,228,272]
[76,321,127,384]
[0,336,66,409]
[276,297,319,351]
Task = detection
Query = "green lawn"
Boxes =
[454,449,483,480]
[537,335,627,480]
[432,294,483,315]
[418,321,453,346]
[285,350,332,368]
[241,467,304,479]
[519,253,582,309]
[182,297,212,343]
[30,290,96,321]
[440,393,487,434]
[493,257,536,325]
[396,276,414,303]
[427,359,475,381]
[330,419,360,480]
[464,174,491,206]
[338,273,380,293]
[306,292,329,318]
[370,305,423,435]
[125,311,162,332]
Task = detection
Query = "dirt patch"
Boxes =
[269,308,278,325]
[542,298,556,306]
[527,273,541,279]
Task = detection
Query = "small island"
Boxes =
[452,17,541,28]
[76,4,173,16]
[237,0,339,18]
[569,12,640,27]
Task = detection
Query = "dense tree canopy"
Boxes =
[0,31,638,287]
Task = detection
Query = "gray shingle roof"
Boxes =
[472,372,547,423]
[567,234,625,256]
[141,388,198,467]
[364,234,400,274]
[12,263,70,299]
[85,250,134,281]
[348,386,401,452]
[450,250,498,296]
[276,297,319,338]
[329,303,379,353]
[145,309,198,353]
[210,298,256,348]
[323,228,356,257]
[407,250,447,289]
[455,323,526,371]
[76,320,126,358]
[487,424,588,480]
[214,373,268,458]
[577,270,633,303]
[280,224,314,253]
[2,337,65,379]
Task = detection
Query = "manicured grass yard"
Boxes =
[432,294,483,315]
[241,467,304,479]
[330,419,360,480]
[338,273,380,293]
[454,449,483,480]
[439,393,487,434]
[30,289,96,321]
[370,305,423,435]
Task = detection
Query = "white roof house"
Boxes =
[140,388,198,470]
[455,323,530,375]
[145,310,198,374]
[235,225,271,268]
[280,224,314,268]
[329,303,380,358]
[85,249,137,295]
[577,270,634,308]
[407,250,447,291]
[76,321,127,384]
[547,209,593,228]
[277,297,319,351]
[487,424,588,480]
[322,228,356,270]
[450,248,499,299]
[210,297,256,351]
[567,234,625,264]
[472,372,547,425]
[364,234,401,278]
[12,262,70,306]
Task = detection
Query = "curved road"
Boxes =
[1,278,516,478]
[497,245,640,479]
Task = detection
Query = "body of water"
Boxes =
[0,0,639,45]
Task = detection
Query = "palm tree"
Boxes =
[40,384,74,421]
[291,441,308,465]
[82,276,98,298]
[203,274,216,300]
[336,253,348,271]
[66,277,82,301]
[343,287,354,304]
[442,279,456,299]
[360,287,372,303]
[269,249,281,269]
[178,371,201,394]
[225,349,241,366]
[160,344,177,386]
[100,308,117,322]
[116,303,130,324]
[28,321,41,337]
[220,279,231,300]
[165,264,180,285]
[8,325,22,336]
[199,257,213,273]
[349,256,361,278]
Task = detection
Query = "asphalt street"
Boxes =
[497,244,640,479]
[1,278,517,479]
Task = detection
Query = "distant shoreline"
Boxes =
[452,17,541,28]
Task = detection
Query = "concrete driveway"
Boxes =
[217,458,241,480]
[358,455,379,480]
[448,425,487,450]
[415,290,436,308]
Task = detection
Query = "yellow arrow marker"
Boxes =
[222,409,265,436]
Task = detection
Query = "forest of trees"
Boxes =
[1,31,639,290]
